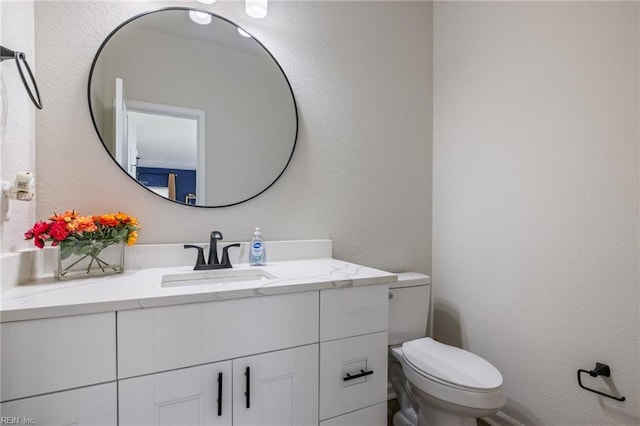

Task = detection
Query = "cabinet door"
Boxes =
[119,361,232,426]
[233,344,318,426]
[0,382,116,426]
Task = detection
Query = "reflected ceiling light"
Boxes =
[245,0,267,19]
[197,0,216,4]
[237,28,252,38]
[189,10,212,25]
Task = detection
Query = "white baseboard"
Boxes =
[482,411,525,426]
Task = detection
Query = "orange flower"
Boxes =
[126,231,138,246]
[115,212,138,226]
[67,215,97,233]
[96,214,118,227]
[50,210,78,223]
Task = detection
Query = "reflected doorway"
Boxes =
[125,100,206,205]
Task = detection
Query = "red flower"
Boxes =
[49,221,70,243]
[24,221,50,240]
[33,221,50,234]
[24,221,52,248]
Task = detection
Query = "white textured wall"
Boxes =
[32,1,432,273]
[433,2,639,425]
[0,0,36,253]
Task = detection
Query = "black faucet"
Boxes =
[208,231,223,265]
[184,231,241,270]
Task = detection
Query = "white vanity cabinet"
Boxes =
[1,281,391,426]
[117,291,320,426]
[319,284,389,425]
[116,284,390,426]
[0,312,117,425]
[119,345,318,426]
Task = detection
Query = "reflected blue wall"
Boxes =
[137,167,196,204]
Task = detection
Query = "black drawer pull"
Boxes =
[343,369,374,381]
[244,366,251,409]
[217,372,223,416]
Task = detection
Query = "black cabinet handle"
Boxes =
[343,369,374,381]
[217,372,223,416]
[244,367,251,409]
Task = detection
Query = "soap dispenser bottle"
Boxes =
[249,227,266,266]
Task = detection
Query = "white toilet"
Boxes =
[388,273,505,426]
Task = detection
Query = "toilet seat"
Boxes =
[390,347,506,417]
[402,338,503,391]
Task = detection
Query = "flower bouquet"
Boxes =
[25,210,140,280]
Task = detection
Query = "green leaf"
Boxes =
[77,243,93,255]
[60,244,74,260]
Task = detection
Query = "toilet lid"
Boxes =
[402,338,503,390]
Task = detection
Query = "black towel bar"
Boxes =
[1,45,42,109]
[577,362,626,402]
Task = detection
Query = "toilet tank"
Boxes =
[388,272,431,345]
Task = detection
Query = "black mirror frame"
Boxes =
[87,6,299,208]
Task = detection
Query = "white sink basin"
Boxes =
[161,268,277,288]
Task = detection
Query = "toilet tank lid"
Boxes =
[390,272,431,289]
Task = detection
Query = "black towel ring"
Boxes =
[577,362,626,402]
[1,45,43,110]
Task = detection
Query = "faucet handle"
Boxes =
[211,231,223,241]
[221,243,241,267]
[184,244,206,270]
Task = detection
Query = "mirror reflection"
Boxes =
[89,8,297,207]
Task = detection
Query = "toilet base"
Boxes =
[393,410,417,426]
[392,398,480,426]
[389,354,419,426]
[410,383,481,426]
[417,403,477,426]
[410,382,500,421]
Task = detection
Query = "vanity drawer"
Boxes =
[319,331,388,421]
[320,402,386,426]
[0,382,117,425]
[1,312,116,401]
[118,291,319,378]
[320,284,388,341]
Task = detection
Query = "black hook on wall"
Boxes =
[1,45,43,110]
[577,362,626,402]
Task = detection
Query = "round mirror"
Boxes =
[88,7,297,207]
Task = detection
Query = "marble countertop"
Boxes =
[0,258,397,322]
